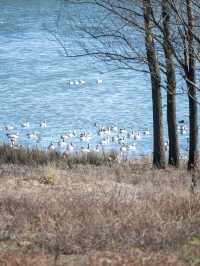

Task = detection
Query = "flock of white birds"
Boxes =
[67,79,103,87]
[0,120,151,155]
[0,119,190,158]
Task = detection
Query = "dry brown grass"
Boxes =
[0,154,199,265]
[0,145,119,168]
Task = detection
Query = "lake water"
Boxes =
[0,0,193,156]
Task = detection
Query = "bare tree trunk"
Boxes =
[143,0,166,169]
[162,0,179,167]
[186,0,199,170]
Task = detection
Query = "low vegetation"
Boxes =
[0,146,199,265]
[0,145,118,168]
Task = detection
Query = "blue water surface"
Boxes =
[0,0,194,155]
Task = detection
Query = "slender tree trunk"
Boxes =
[186,0,198,170]
[143,0,166,169]
[162,0,179,167]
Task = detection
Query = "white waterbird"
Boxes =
[97,79,103,84]
[27,132,40,140]
[6,133,19,147]
[79,80,85,85]
[40,120,48,128]
[120,144,127,152]
[127,143,136,150]
[80,132,92,142]
[48,142,55,151]
[164,141,169,151]
[66,143,74,152]
[81,144,90,153]
[21,121,30,128]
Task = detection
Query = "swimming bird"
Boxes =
[27,132,40,140]
[100,137,109,145]
[57,139,66,147]
[97,79,103,84]
[79,80,85,85]
[143,128,150,135]
[6,133,19,147]
[94,144,101,153]
[120,144,127,152]
[48,142,55,151]
[74,80,80,85]
[68,131,76,138]
[21,121,30,128]
[98,127,111,136]
[66,142,74,152]
[4,125,14,131]
[111,126,118,132]
[178,125,187,134]
[118,137,126,145]
[127,143,136,151]
[40,120,47,128]
[128,131,136,139]
[80,132,92,142]
[6,133,19,139]
[81,144,90,153]
[164,141,169,151]
[133,132,141,140]
[119,128,127,134]
[112,136,119,143]
[69,80,74,86]
[61,133,71,141]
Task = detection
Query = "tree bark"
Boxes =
[186,0,199,170]
[162,0,179,167]
[143,0,166,169]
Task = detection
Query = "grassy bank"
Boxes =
[0,144,122,167]
[0,146,199,265]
